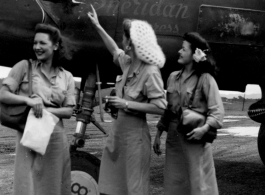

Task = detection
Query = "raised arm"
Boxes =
[87,5,120,57]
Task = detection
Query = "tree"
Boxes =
[238,96,244,100]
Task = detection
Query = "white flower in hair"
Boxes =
[193,48,207,63]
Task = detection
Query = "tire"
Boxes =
[71,151,101,195]
[258,124,265,165]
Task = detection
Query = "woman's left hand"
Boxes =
[87,4,100,27]
[106,96,127,109]
[186,126,207,141]
[26,96,44,118]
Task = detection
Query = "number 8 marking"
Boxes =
[72,183,88,195]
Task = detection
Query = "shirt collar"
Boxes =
[175,69,183,80]
[36,60,63,78]
[127,60,144,78]
[134,62,144,76]
[175,68,196,81]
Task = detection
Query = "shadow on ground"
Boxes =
[216,160,265,195]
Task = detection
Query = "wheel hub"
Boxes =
[71,171,99,195]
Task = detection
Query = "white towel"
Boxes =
[21,109,59,155]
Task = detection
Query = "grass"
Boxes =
[0,99,263,195]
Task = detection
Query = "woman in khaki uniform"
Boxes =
[153,32,224,195]
[0,24,75,195]
[87,5,167,195]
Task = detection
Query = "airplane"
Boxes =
[1,0,265,194]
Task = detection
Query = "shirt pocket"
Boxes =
[185,88,193,106]
[192,89,204,107]
[125,81,142,100]
[126,89,140,100]
[125,77,140,100]
[51,87,67,106]
[18,72,33,94]
[194,89,203,99]
[166,87,179,107]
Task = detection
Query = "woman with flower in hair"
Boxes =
[87,5,167,195]
[153,32,224,195]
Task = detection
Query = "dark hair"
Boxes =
[183,32,218,76]
[34,23,75,66]
[123,19,132,39]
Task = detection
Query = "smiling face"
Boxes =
[33,33,58,62]
[178,40,193,65]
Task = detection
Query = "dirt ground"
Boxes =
[1,100,265,195]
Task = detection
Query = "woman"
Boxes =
[0,23,75,195]
[153,32,224,195]
[87,5,167,195]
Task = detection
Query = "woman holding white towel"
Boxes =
[0,23,75,195]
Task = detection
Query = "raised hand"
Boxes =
[87,4,100,27]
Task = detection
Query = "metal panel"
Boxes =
[197,5,265,46]
[36,0,119,43]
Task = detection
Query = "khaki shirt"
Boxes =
[159,69,224,130]
[3,60,76,108]
[114,49,167,109]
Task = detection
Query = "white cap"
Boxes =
[130,20,166,68]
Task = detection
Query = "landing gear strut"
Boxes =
[70,69,108,195]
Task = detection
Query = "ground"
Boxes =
[1,99,265,195]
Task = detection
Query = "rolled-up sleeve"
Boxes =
[203,74,225,129]
[62,72,76,107]
[156,74,175,132]
[2,60,27,93]
[144,71,167,109]
[156,109,173,132]
[113,49,131,72]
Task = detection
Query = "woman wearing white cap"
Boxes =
[88,5,167,195]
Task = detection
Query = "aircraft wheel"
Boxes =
[71,151,100,195]
[258,124,265,165]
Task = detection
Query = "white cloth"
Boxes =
[130,20,166,68]
[20,109,59,155]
